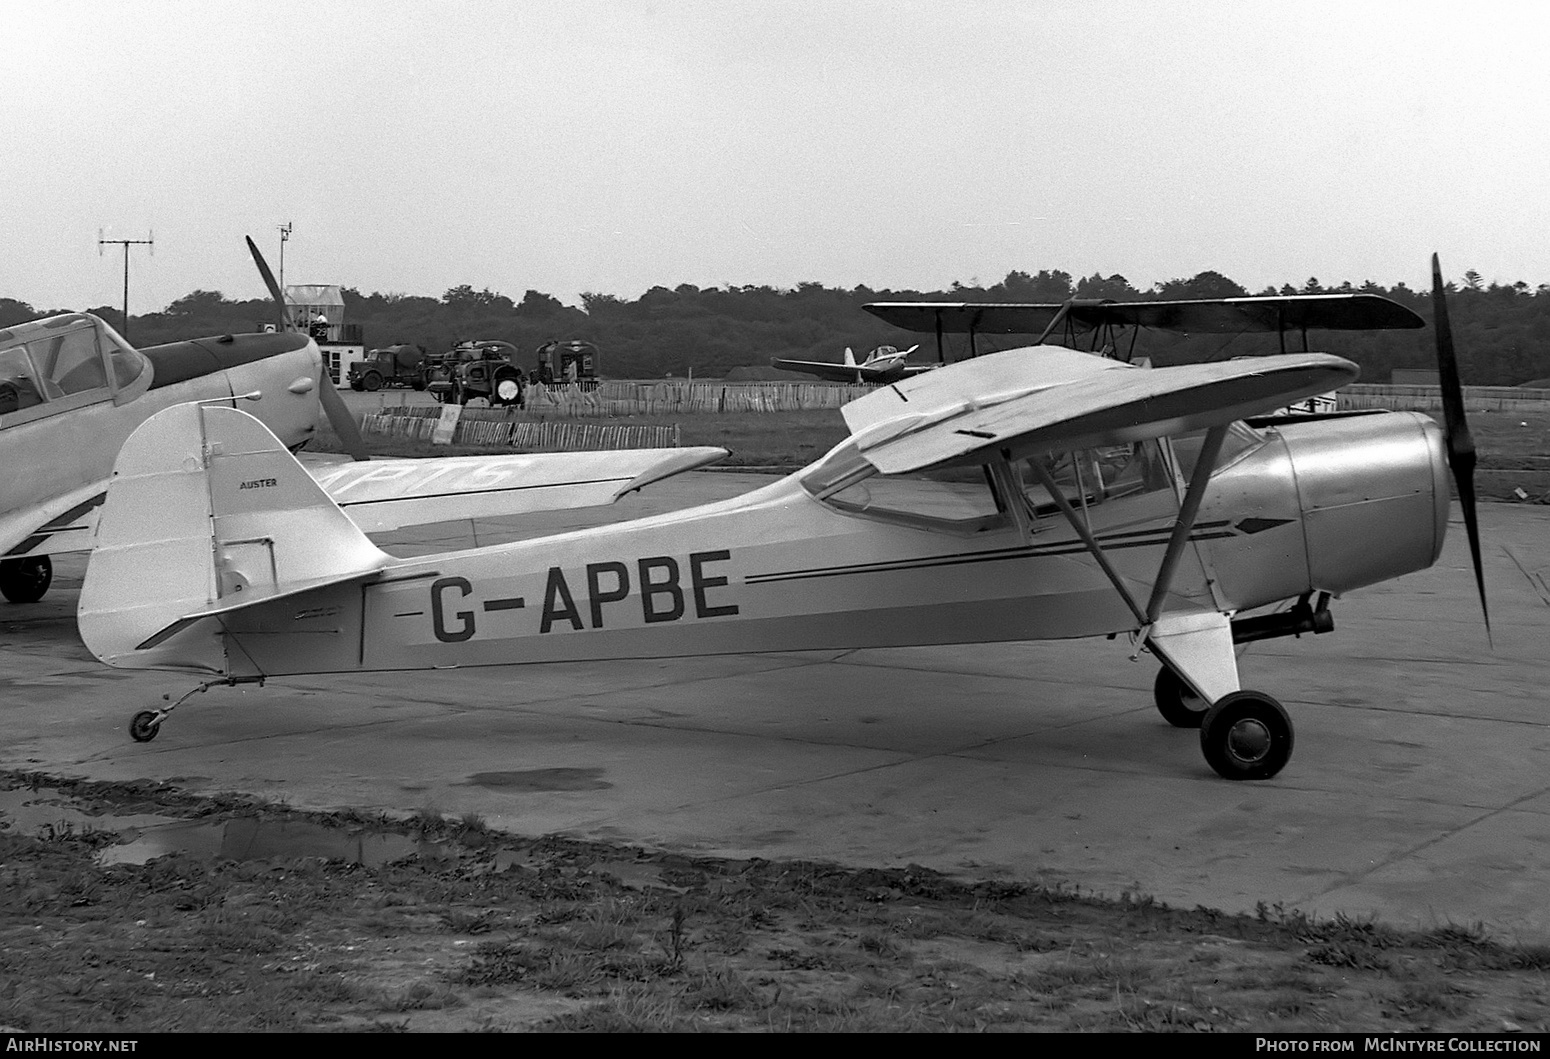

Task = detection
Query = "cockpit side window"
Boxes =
[39,327,108,396]
[802,442,1009,534]
[0,346,48,415]
[1020,440,1176,523]
[1168,422,1265,481]
[822,466,1006,533]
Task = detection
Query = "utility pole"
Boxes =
[97,229,154,343]
[277,222,293,292]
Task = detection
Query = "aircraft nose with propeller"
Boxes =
[0,237,370,604]
[76,257,1489,782]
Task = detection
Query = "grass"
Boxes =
[4,770,1550,1032]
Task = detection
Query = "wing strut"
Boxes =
[1144,425,1228,623]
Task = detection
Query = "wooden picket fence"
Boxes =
[1339,384,1550,413]
[527,379,872,415]
[361,409,681,451]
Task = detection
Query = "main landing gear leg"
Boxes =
[1145,611,1294,781]
[129,677,263,743]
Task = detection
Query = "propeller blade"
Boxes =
[317,371,370,462]
[1430,254,1490,642]
[245,235,295,332]
[245,236,367,461]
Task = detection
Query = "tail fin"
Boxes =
[79,403,389,671]
[843,346,856,367]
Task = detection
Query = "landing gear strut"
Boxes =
[0,556,52,604]
[127,676,262,743]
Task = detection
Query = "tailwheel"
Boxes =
[129,710,163,743]
[1200,691,1293,781]
[0,556,53,604]
[1154,665,1209,728]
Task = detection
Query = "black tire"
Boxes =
[349,379,365,392]
[362,371,383,392]
[1154,665,1210,728]
[1200,691,1293,781]
[0,556,52,604]
[412,378,427,391]
[129,711,161,743]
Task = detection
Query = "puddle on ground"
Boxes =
[0,786,443,868]
[463,768,610,792]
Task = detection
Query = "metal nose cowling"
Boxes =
[1281,412,1449,596]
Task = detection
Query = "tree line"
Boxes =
[5,267,1548,386]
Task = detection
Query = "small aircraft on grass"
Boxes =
[77,258,1487,782]
[1,239,722,604]
[772,344,930,384]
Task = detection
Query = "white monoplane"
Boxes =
[77,259,1486,782]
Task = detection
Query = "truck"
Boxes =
[425,340,526,408]
[347,344,428,391]
[534,339,599,387]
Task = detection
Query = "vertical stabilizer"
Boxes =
[79,404,388,671]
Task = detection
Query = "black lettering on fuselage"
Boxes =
[638,556,685,623]
[689,549,739,618]
[540,567,584,633]
[586,561,631,628]
[431,576,475,642]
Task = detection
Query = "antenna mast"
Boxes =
[277,222,293,292]
[97,229,155,343]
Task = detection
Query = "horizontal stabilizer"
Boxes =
[78,404,390,671]
[306,446,727,533]
[842,347,1359,474]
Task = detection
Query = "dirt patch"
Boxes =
[3,770,1548,1032]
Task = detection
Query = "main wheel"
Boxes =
[0,556,52,604]
[1154,665,1209,728]
[129,710,161,743]
[362,371,383,392]
[1199,691,1293,781]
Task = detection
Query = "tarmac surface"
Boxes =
[3,470,1548,941]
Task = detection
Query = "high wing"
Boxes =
[770,357,935,384]
[303,447,728,533]
[863,293,1424,336]
[842,345,1359,474]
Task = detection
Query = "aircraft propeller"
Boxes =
[1430,254,1490,642]
[244,236,370,462]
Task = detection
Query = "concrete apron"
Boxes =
[3,479,1548,943]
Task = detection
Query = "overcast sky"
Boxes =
[6,0,1548,315]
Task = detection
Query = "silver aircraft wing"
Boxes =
[841,346,1359,474]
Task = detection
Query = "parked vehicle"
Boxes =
[426,340,525,407]
[534,339,599,388]
[348,344,427,391]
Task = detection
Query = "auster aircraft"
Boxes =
[76,259,1487,782]
[773,344,930,384]
[0,238,723,604]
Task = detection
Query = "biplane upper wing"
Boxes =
[842,346,1359,474]
[863,293,1424,335]
[304,447,728,534]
